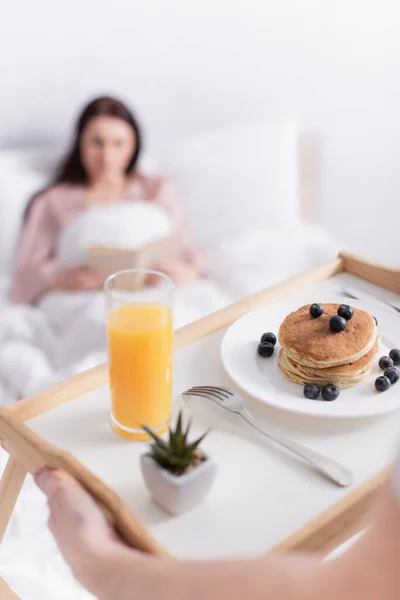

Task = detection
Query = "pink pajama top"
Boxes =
[10,174,203,305]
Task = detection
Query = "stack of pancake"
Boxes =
[278,303,380,388]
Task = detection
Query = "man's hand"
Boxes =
[34,468,171,600]
[34,468,127,594]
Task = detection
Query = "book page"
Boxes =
[87,234,181,283]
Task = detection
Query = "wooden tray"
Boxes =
[1,251,399,583]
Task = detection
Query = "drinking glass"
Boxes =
[104,269,173,441]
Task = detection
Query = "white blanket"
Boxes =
[0,280,232,404]
[0,448,96,599]
[0,223,339,404]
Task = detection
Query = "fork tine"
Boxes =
[215,387,234,396]
[189,386,232,398]
[220,387,234,395]
[182,391,225,406]
[186,388,228,401]
[187,387,229,400]
[182,391,208,399]
[190,385,233,394]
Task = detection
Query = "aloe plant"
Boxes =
[143,411,209,475]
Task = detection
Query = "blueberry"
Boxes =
[329,315,347,332]
[257,342,274,358]
[373,316,378,326]
[310,303,324,318]
[389,349,400,366]
[337,304,354,320]
[321,384,340,401]
[260,332,277,346]
[375,376,391,392]
[384,367,400,384]
[303,383,320,400]
[379,356,393,370]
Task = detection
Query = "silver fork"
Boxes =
[341,287,400,314]
[183,386,353,487]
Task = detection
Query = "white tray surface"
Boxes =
[27,272,400,559]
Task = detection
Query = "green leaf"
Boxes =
[183,418,193,445]
[176,411,183,437]
[169,428,178,453]
[187,430,210,453]
[151,446,169,461]
[146,412,210,473]
[142,425,168,450]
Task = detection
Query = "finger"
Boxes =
[79,279,101,289]
[34,467,74,497]
[35,469,118,559]
[154,259,174,268]
[35,470,122,587]
[82,267,102,279]
[78,280,94,288]
[84,281,102,289]
[34,468,105,526]
[81,273,102,283]
[35,468,84,512]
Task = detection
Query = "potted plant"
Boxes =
[140,411,217,515]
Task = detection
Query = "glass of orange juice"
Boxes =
[104,269,173,441]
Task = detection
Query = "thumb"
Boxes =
[34,468,100,521]
[34,468,114,541]
[34,467,78,497]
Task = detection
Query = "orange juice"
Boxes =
[107,304,173,440]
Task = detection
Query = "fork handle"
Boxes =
[240,410,353,487]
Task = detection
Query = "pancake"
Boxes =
[278,351,370,388]
[284,336,380,377]
[278,340,380,388]
[278,303,377,368]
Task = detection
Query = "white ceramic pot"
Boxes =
[140,454,218,515]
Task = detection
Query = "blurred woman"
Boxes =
[10,96,203,305]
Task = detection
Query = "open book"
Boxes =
[87,234,181,283]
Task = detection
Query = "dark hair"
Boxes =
[24,96,142,219]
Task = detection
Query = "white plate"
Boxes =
[221,298,400,418]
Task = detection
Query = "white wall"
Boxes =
[1,0,400,263]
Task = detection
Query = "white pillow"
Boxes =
[205,223,340,298]
[156,117,300,245]
[56,202,173,266]
[0,150,50,274]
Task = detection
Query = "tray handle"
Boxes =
[340,251,400,294]
[0,405,167,555]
